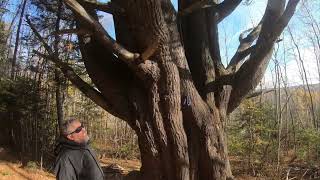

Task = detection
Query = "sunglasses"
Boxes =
[68,124,84,135]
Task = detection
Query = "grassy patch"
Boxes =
[0,170,11,176]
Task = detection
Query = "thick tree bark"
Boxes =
[29,0,300,179]
[73,1,232,179]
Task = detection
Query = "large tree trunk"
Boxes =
[29,0,299,179]
[74,1,232,179]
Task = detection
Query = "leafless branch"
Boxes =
[246,89,274,99]
[34,51,118,116]
[26,15,53,55]
[27,15,123,117]
[80,0,124,14]
[178,0,242,22]
[228,46,255,71]
[63,0,140,62]
[286,167,291,180]
[226,0,299,113]
[50,28,92,36]
[206,8,226,76]
[280,94,292,115]
[178,0,217,16]
[216,0,242,22]
[275,0,301,34]
[238,23,262,43]
[227,23,262,71]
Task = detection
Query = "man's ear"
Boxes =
[66,134,74,141]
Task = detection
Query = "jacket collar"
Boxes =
[54,136,89,155]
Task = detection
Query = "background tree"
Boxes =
[27,0,300,179]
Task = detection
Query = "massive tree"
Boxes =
[29,0,300,179]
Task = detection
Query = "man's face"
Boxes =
[66,120,89,144]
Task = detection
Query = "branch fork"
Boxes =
[63,0,140,63]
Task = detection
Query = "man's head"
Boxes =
[62,118,89,144]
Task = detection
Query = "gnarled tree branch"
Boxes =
[206,7,226,77]
[275,0,300,34]
[227,0,301,114]
[63,0,139,62]
[80,0,124,14]
[27,14,130,121]
[216,0,243,23]
[34,51,125,119]
[178,0,242,23]
[227,23,262,72]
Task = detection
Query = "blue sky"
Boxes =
[4,0,319,87]
[101,1,266,63]
[101,0,267,62]
[98,1,319,87]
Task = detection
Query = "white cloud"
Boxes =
[262,47,319,88]
[287,47,319,84]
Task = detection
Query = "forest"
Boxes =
[0,0,319,179]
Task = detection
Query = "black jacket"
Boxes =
[54,137,104,180]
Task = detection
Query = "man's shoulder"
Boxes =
[56,147,87,162]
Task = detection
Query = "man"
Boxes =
[54,118,104,180]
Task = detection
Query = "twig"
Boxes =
[286,167,291,180]
[301,169,309,178]
[26,15,121,117]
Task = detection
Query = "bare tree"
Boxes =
[288,27,317,129]
[299,1,320,127]
[53,0,65,132]
[271,44,283,171]
[10,0,27,79]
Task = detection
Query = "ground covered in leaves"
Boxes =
[0,146,319,180]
